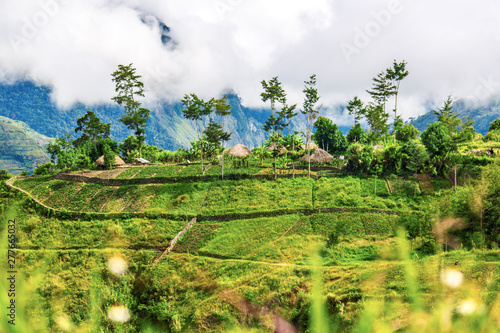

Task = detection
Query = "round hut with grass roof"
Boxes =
[226,144,252,158]
[225,144,252,167]
[300,148,334,164]
[95,155,126,169]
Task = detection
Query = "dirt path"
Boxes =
[6,177,60,212]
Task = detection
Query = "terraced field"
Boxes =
[3,169,499,333]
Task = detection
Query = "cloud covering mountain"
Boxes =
[1,0,500,127]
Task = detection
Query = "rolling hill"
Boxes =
[0,119,49,174]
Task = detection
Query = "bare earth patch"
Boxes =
[69,167,132,179]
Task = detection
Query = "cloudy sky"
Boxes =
[1,0,499,123]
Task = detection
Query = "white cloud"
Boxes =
[0,0,499,119]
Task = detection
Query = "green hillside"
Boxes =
[2,166,500,332]
[0,121,49,174]
[0,82,304,151]
[411,99,500,134]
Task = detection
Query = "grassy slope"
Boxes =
[0,122,49,174]
[2,173,500,332]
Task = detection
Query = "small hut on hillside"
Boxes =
[266,143,288,156]
[95,155,126,169]
[225,144,252,158]
[300,148,334,164]
[300,143,318,151]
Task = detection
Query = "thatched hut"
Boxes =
[266,143,288,156]
[300,148,334,164]
[300,143,318,151]
[225,144,252,158]
[95,155,126,168]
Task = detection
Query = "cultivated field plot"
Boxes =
[200,178,314,215]
[16,216,188,249]
[12,175,430,215]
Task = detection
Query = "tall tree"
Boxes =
[313,116,347,154]
[214,95,232,179]
[73,110,111,147]
[386,59,409,122]
[181,93,214,174]
[366,71,396,113]
[346,96,364,125]
[302,74,321,178]
[261,77,287,180]
[282,103,298,177]
[111,63,150,156]
[203,120,231,175]
[363,103,389,141]
[433,96,461,134]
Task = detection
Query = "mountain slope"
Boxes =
[0,81,305,151]
[410,99,500,134]
[0,120,49,174]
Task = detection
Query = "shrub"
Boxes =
[34,162,58,175]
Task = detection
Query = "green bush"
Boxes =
[34,162,58,175]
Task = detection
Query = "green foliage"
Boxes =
[386,59,409,119]
[346,143,374,173]
[484,118,500,142]
[261,77,290,179]
[433,96,461,133]
[34,162,58,175]
[111,63,150,153]
[346,96,364,125]
[421,122,453,158]
[203,120,231,157]
[181,93,214,173]
[346,123,368,143]
[6,164,500,332]
[73,110,111,147]
[395,123,419,142]
[103,144,115,170]
[488,118,500,132]
[282,134,304,151]
[313,116,348,154]
[364,103,389,138]
[484,129,500,142]
[0,169,12,181]
[366,71,396,109]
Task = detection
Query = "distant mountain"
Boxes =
[0,120,49,174]
[0,81,305,152]
[410,99,500,135]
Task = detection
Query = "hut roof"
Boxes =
[300,143,318,150]
[266,143,288,156]
[373,145,384,151]
[136,157,150,164]
[95,155,126,166]
[226,144,252,157]
[300,148,334,163]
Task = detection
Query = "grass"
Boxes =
[200,178,314,215]
[4,170,500,332]
[16,216,188,249]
